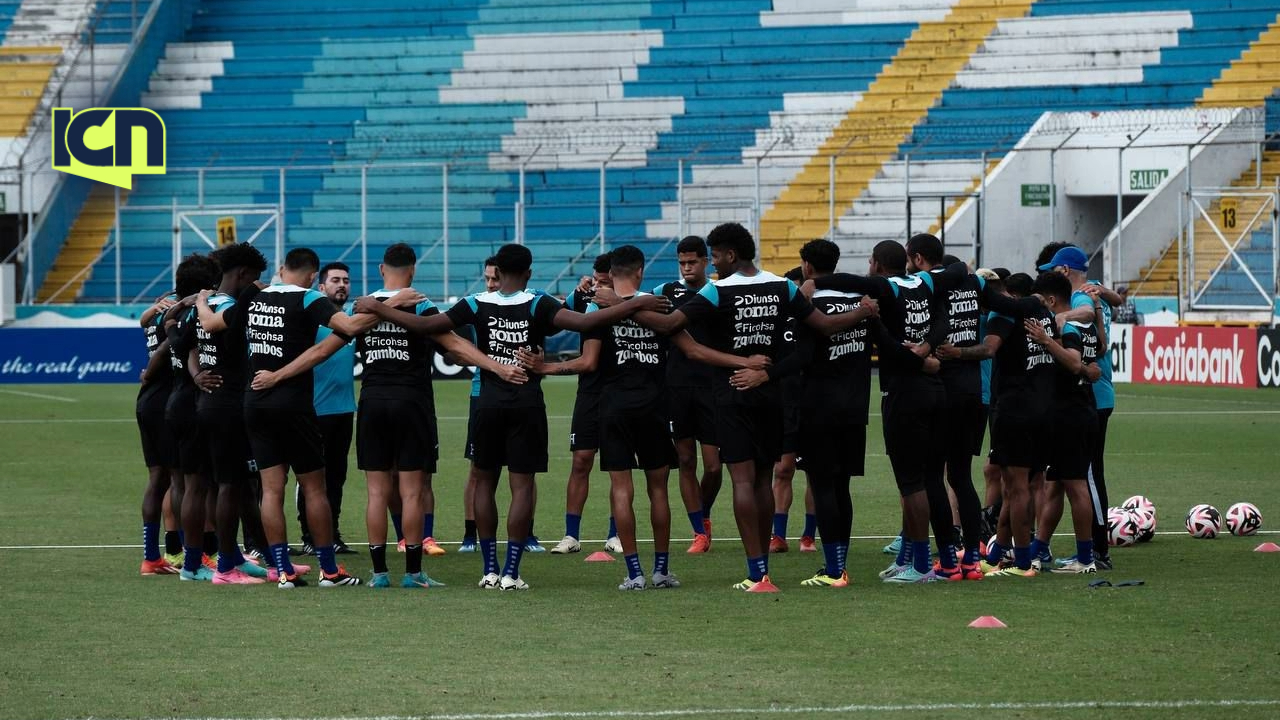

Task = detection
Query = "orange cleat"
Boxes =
[687,533,711,554]
[798,535,817,552]
[768,534,789,553]
[140,557,180,575]
[423,537,447,556]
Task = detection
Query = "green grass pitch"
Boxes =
[0,379,1278,720]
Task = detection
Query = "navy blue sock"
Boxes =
[654,551,669,576]
[565,513,582,540]
[1029,537,1047,560]
[316,545,339,575]
[687,510,704,536]
[607,516,617,538]
[802,513,817,538]
[390,513,404,542]
[423,513,434,540]
[746,555,768,582]
[912,540,931,574]
[837,542,849,573]
[216,549,237,573]
[143,522,160,561]
[895,535,909,566]
[183,546,203,573]
[1013,545,1032,571]
[1076,539,1094,566]
[937,540,958,570]
[480,539,498,576]
[624,553,643,580]
[178,529,185,547]
[822,540,841,577]
[962,545,980,565]
[985,540,1004,566]
[502,538,526,578]
[268,543,294,576]
[772,513,788,538]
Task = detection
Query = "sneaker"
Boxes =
[334,535,355,555]
[236,561,270,580]
[798,535,817,552]
[769,534,789,553]
[800,569,849,588]
[884,568,941,584]
[179,567,214,582]
[265,563,313,583]
[524,537,546,553]
[201,554,217,570]
[244,547,266,562]
[980,557,1011,574]
[499,574,529,591]
[402,572,434,589]
[423,537,447,556]
[603,536,623,553]
[1032,553,1054,572]
[212,568,266,585]
[277,572,308,589]
[289,540,316,557]
[550,535,582,554]
[1052,559,1098,574]
[163,552,184,568]
[319,569,362,587]
[987,566,1039,578]
[396,539,406,553]
[1054,555,1077,568]
[735,575,779,593]
[878,562,909,579]
[1094,554,1114,571]
[369,572,391,588]
[458,538,478,553]
[651,571,681,589]
[618,575,647,591]
[140,558,179,576]
[960,562,985,581]
[419,572,447,587]
[933,565,964,582]
[686,533,710,554]
[478,572,501,589]
[882,535,902,555]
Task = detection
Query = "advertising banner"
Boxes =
[1109,323,1134,384]
[1132,326,1257,388]
[1256,328,1280,388]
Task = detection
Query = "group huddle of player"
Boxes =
[134,221,1119,591]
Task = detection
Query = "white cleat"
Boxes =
[549,535,581,554]
[499,574,529,591]
[650,571,681,589]
[618,575,647,591]
[478,572,501,589]
[1051,559,1098,574]
[603,536,624,553]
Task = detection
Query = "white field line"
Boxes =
[0,388,79,403]
[89,697,1280,720]
[4,529,1275,551]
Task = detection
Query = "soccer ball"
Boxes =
[1123,495,1155,516]
[1225,502,1263,536]
[1132,506,1157,543]
[1106,507,1139,547]
[1185,504,1221,539]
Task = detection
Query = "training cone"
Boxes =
[968,616,1008,629]
[1253,542,1280,553]
[585,551,615,562]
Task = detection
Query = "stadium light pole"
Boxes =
[1114,125,1151,286]
[1048,128,1079,252]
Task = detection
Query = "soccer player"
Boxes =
[734,240,871,586]
[652,236,721,553]
[1022,271,1103,574]
[456,257,502,553]
[769,267,817,555]
[630,223,877,592]
[160,253,221,582]
[355,243,667,590]
[807,238,966,583]
[548,253,618,555]
[193,242,271,585]
[904,236,986,579]
[137,292,181,575]
[295,262,357,555]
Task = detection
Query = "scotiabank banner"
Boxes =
[1257,328,1280,388]
[1133,326,1257,388]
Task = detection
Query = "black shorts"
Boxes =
[464,395,478,461]
[798,415,866,477]
[600,403,676,472]
[668,386,717,445]
[357,394,439,473]
[569,391,601,452]
[244,405,325,475]
[716,401,783,466]
[943,392,987,459]
[990,406,1050,471]
[470,405,548,474]
[1046,406,1097,482]
[137,408,175,469]
[780,377,802,456]
[880,383,945,459]
[198,403,253,486]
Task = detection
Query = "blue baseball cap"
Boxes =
[1037,245,1088,272]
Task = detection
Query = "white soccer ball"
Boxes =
[1123,495,1155,516]
[1132,506,1157,543]
[1185,504,1221,539]
[1107,507,1139,547]
[1225,502,1263,536]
